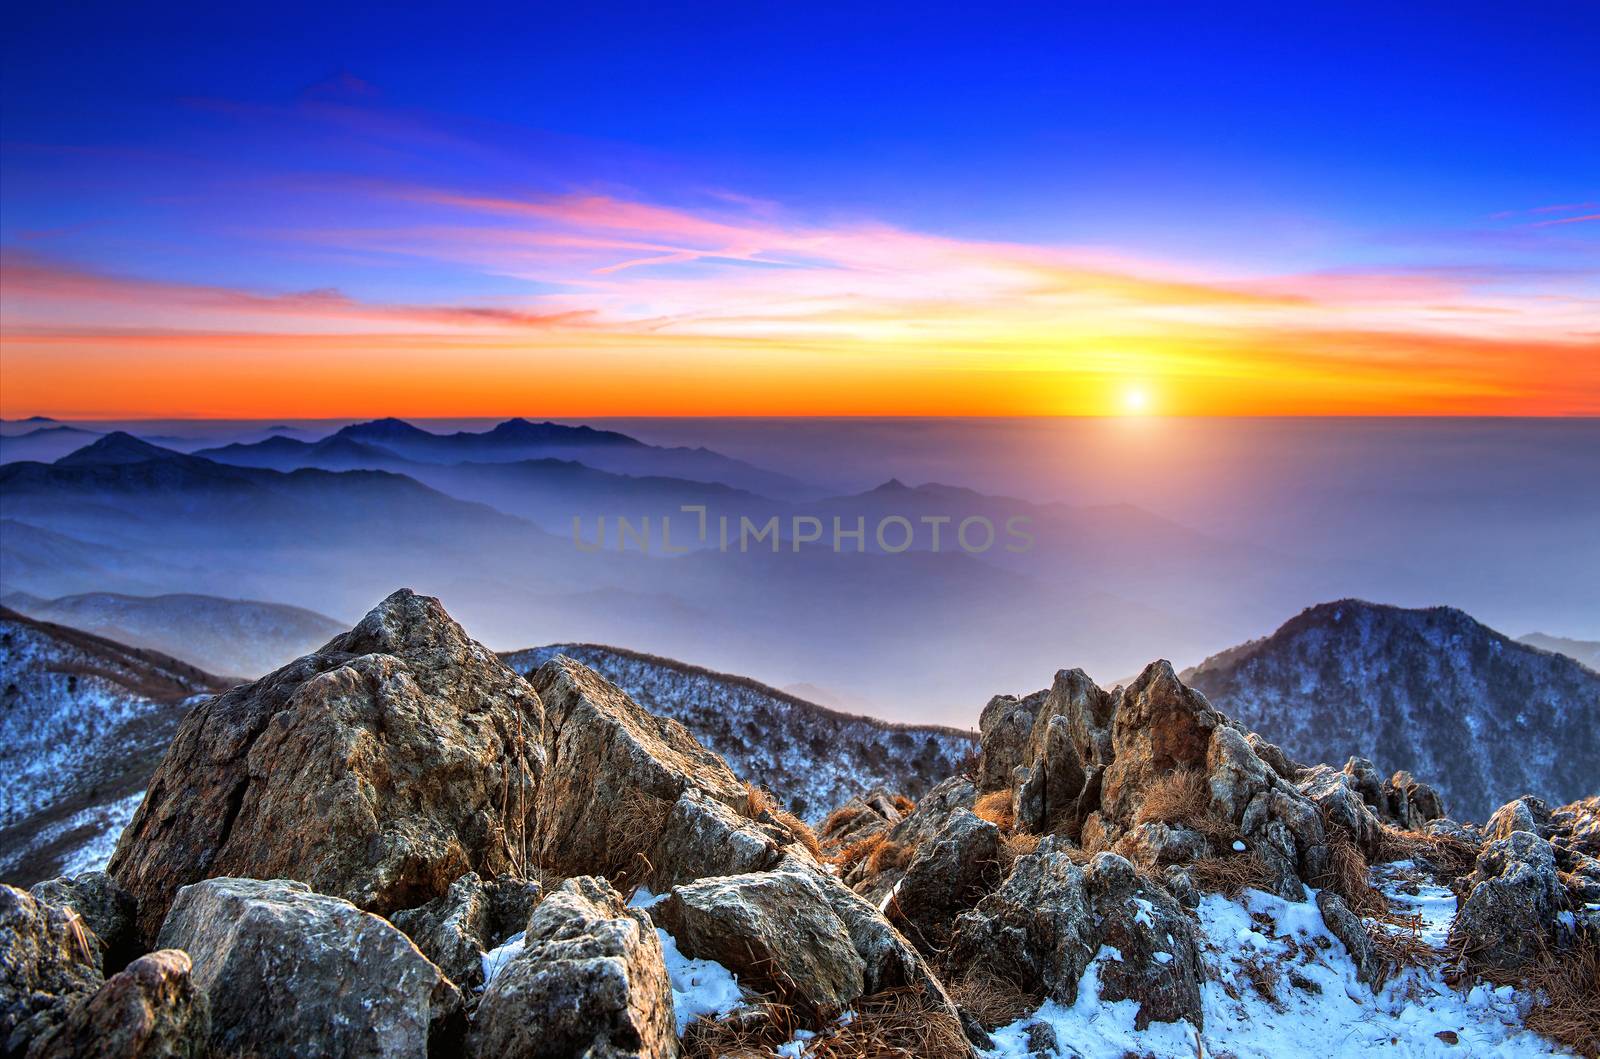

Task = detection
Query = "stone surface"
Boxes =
[469,876,675,1059]
[887,808,1002,952]
[390,871,541,992]
[1013,670,1113,837]
[1451,831,1569,971]
[1315,891,1378,986]
[1484,796,1554,843]
[110,589,547,942]
[1,885,102,1059]
[1382,771,1447,830]
[946,841,1203,1030]
[1552,795,1600,858]
[156,877,462,1059]
[26,873,137,974]
[530,656,754,883]
[1299,765,1383,859]
[22,950,207,1059]
[650,788,786,890]
[976,690,1046,793]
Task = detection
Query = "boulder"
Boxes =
[1012,670,1113,837]
[1100,663,1222,830]
[469,876,675,1059]
[530,656,753,884]
[653,869,863,1019]
[110,590,547,942]
[1552,796,1600,858]
[1315,891,1379,986]
[887,808,1001,952]
[26,873,137,974]
[1382,772,1446,830]
[390,872,542,992]
[945,843,1202,1031]
[1298,765,1383,859]
[1484,796,1554,843]
[1451,831,1569,971]
[22,950,207,1059]
[1207,727,1329,899]
[1,886,102,1059]
[650,788,786,890]
[976,690,1045,793]
[156,878,463,1059]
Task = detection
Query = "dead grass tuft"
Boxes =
[1315,821,1389,917]
[891,794,915,815]
[746,783,824,860]
[1375,824,1477,876]
[1134,768,1235,844]
[867,839,915,875]
[1186,854,1275,898]
[819,803,870,841]
[973,789,1016,832]
[1473,933,1600,1058]
[801,987,972,1058]
[1364,912,1440,988]
[681,996,798,1059]
[604,788,673,888]
[948,963,1039,1031]
[832,833,887,872]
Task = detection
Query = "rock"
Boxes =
[1208,727,1329,899]
[156,877,463,1059]
[1246,733,1304,782]
[1484,796,1554,843]
[650,788,786,890]
[390,872,541,992]
[653,869,863,1019]
[1,885,102,1059]
[976,690,1046,793]
[26,873,137,974]
[530,656,752,884]
[946,841,1203,1030]
[1552,796,1600,857]
[469,876,675,1059]
[1299,765,1383,859]
[1012,670,1113,837]
[1383,772,1447,830]
[22,950,207,1059]
[885,776,979,850]
[110,590,547,942]
[1315,891,1378,986]
[1451,831,1569,971]
[887,808,1001,952]
[1342,757,1387,810]
[1101,663,1222,830]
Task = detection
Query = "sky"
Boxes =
[2,1,1597,417]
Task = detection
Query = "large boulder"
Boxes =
[529,656,761,885]
[22,950,208,1059]
[156,878,463,1059]
[469,876,675,1059]
[976,690,1046,793]
[1484,796,1555,844]
[390,872,541,992]
[110,590,547,942]
[1,886,103,1059]
[1012,670,1113,837]
[1451,831,1570,971]
[1298,765,1383,859]
[887,808,1002,952]
[649,788,787,891]
[26,874,137,974]
[945,843,1203,1031]
[1382,771,1446,830]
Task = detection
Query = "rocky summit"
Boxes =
[2,590,1597,1058]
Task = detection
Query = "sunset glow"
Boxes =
[2,4,1596,418]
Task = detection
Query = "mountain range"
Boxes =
[1184,599,1600,820]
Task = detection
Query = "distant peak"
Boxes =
[871,477,910,493]
[55,431,184,466]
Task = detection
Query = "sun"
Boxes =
[1119,385,1152,415]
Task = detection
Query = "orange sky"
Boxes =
[3,192,1598,417]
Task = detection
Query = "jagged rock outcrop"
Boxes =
[22,950,208,1059]
[1485,796,1554,843]
[108,589,547,942]
[1298,765,1383,859]
[530,656,770,886]
[887,808,1002,952]
[25,874,136,975]
[469,876,675,1059]
[976,690,1046,792]
[1552,795,1600,858]
[1451,831,1570,971]
[390,872,542,993]
[1,885,102,1058]
[946,844,1203,1031]
[156,878,463,1059]
[650,789,787,890]
[1381,770,1446,829]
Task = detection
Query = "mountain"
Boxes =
[1519,632,1600,673]
[0,415,61,437]
[499,643,975,822]
[0,607,229,883]
[1183,600,1600,820]
[192,434,415,473]
[0,426,103,464]
[0,592,346,678]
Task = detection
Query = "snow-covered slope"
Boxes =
[0,590,346,678]
[0,607,227,883]
[501,643,975,822]
[1184,600,1600,821]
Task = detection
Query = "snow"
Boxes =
[981,883,1570,1058]
[656,927,743,1034]
[479,931,525,986]
[1232,839,1247,852]
[53,792,144,875]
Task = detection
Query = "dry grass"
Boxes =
[1375,824,1477,876]
[973,789,1016,832]
[832,833,887,872]
[603,788,673,888]
[1472,933,1600,1058]
[891,794,915,815]
[867,839,915,875]
[948,963,1038,1031]
[799,987,972,1058]
[745,783,824,860]
[1363,912,1441,988]
[681,997,798,1059]
[1133,768,1235,844]
[819,803,870,841]
[1315,822,1389,917]
[1186,854,1275,897]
